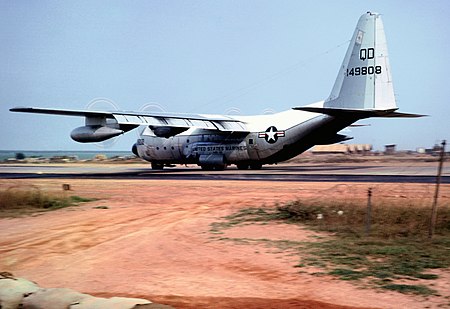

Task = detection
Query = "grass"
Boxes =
[328,268,366,280]
[211,201,450,296]
[210,207,279,233]
[0,188,97,217]
[382,284,436,295]
[276,200,450,238]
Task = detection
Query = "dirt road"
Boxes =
[0,179,448,308]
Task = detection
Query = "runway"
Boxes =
[1,162,449,183]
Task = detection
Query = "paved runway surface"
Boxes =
[1,162,449,183]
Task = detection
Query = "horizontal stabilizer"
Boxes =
[315,133,353,145]
[349,123,370,127]
[293,106,426,118]
[376,111,427,118]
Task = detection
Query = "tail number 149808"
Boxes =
[346,66,382,76]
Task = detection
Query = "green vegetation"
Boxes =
[0,188,97,217]
[211,201,450,296]
[381,284,436,295]
[15,152,26,160]
[210,207,280,233]
[276,200,449,237]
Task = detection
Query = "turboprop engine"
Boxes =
[151,126,189,138]
[70,125,124,143]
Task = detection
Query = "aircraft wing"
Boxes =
[10,107,249,132]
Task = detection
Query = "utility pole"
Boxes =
[428,140,446,239]
[365,188,372,236]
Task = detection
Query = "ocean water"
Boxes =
[0,150,132,161]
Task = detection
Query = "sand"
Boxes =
[1,178,449,308]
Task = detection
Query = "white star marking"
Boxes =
[266,127,277,142]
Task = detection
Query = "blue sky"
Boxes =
[1,1,449,151]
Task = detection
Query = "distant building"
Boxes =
[384,144,396,155]
[347,144,373,153]
[425,144,446,156]
[312,144,372,154]
[416,147,426,154]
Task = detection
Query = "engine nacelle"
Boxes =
[70,126,124,143]
[151,126,189,138]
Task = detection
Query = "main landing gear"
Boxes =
[151,162,165,170]
[236,163,263,170]
[200,164,227,171]
[151,162,263,170]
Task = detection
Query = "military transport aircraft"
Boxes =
[10,12,423,170]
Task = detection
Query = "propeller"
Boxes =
[224,107,242,116]
[224,107,277,116]
[262,108,276,115]
[85,98,121,149]
[136,102,167,137]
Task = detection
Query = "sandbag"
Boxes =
[0,272,167,309]
[22,288,91,309]
[0,272,40,309]
[70,296,151,309]
[134,304,175,309]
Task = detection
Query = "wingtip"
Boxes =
[9,107,24,112]
[389,112,428,118]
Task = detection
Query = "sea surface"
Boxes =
[0,150,132,161]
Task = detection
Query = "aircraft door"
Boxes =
[170,136,183,160]
[246,133,260,160]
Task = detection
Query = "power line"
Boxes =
[189,40,350,113]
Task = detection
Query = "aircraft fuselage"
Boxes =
[134,107,356,169]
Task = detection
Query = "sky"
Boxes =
[1,0,449,151]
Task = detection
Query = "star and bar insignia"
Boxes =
[258,126,285,144]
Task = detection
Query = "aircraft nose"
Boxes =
[132,143,139,157]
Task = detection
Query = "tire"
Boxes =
[236,164,249,170]
[151,162,164,170]
[215,164,227,171]
[200,164,226,171]
[249,163,263,170]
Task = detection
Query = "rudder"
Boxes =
[325,12,396,111]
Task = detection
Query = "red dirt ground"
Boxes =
[0,179,449,308]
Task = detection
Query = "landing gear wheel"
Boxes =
[151,162,164,170]
[216,164,227,171]
[201,164,226,171]
[236,164,249,170]
[249,163,263,170]
[200,165,213,171]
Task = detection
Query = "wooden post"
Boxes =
[429,140,446,239]
[365,188,372,236]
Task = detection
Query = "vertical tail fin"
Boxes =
[325,12,396,111]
